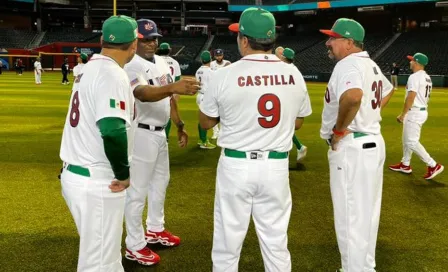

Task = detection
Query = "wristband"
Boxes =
[332,128,346,137]
[176,121,185,130]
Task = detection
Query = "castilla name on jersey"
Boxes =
[238,74,296,87]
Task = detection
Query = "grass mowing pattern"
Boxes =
[0,71,447,271]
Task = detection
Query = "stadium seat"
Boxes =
[159,33,208,60]
[0,29,37,49]
[40,28,99,45]
[376,30,448,75]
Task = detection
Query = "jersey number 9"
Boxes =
[258,94,281,128]
[69,91,80,127]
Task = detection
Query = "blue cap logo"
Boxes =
[138,19,162,38]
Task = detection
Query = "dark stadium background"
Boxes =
[1,0,448,85]
[1,1,448,272]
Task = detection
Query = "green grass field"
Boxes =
[0,71,447,272]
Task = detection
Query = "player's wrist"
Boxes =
[176,120,185,131]
[332,127,347,137]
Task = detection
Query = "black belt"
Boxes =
[138,123,165,131]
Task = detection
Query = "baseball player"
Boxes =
[34,57,43,84]
[201,8,312,271]
[123,18,200,266]
[210,49,231,71]
[73,53,88,80]
[61,57,70,85]
[389,53,444,180]
[209,49,231,139]
[59,15,140,272]
[195,51,216,149]
[157,42,182,139]
[320,18,395,272]
[390,62,399,90]
[275,46,308,163]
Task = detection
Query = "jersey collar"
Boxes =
[90,54,120,66]
[350,51,370,58]
[241,54,281,62]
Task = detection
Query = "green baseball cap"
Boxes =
[407,53,429,66]
[102,15,143,44]
[200,51,211,63]
[80,53,88,61]
[283,48,295,60]
[228,7,276,41]
[159,43,171,50]
[320,18,365,42]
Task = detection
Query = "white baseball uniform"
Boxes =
[401,70,436,167]
[73,63,85,79]
[201,54,312,272]
[195,65,213,106]
[209,60,230,137]
[124,54,174,251]
[160,55,181,81]
[321,51,393,272]
[60,54,134,272]
[34,61,42,84]
[210,59,231,71]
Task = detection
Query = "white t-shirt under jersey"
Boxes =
[320,51,393,140]
[60,54,134,172]
[406,70,432,108]
[125,54,174,127]
[210,59,231,71]
[201,54,312,152]
[160,55,181,80]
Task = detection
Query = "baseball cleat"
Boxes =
[200,140,216,149]
[389,162,412,174]
[424,163,444,180]
[125,246,160,266]
[296,145,307,163]
[145,229,181,246]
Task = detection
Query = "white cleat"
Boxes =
[296,145,307,163]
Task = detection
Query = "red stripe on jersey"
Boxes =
[241,59,281,63]
[120,101,126,110]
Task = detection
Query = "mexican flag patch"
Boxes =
[110,99,125,110]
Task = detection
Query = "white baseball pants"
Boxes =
[125,128,170,251]
[61,167,126,272]
[401,110,436,167]
[328,133,385,272]
[212,152,292,272]
[35,72,41,84]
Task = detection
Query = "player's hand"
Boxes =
[109,178,130,193]
[177,129,188,148]
[173,78,200,96]
[396,114,405,123]
[330,130,350,151]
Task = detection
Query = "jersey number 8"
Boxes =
[69,91,80,127]
[258,94,281,128]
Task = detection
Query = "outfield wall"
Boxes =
[302,73,447,87]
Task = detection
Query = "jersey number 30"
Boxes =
[70,91,80,127]
[371,80,383,110]
[258,94,281,128]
